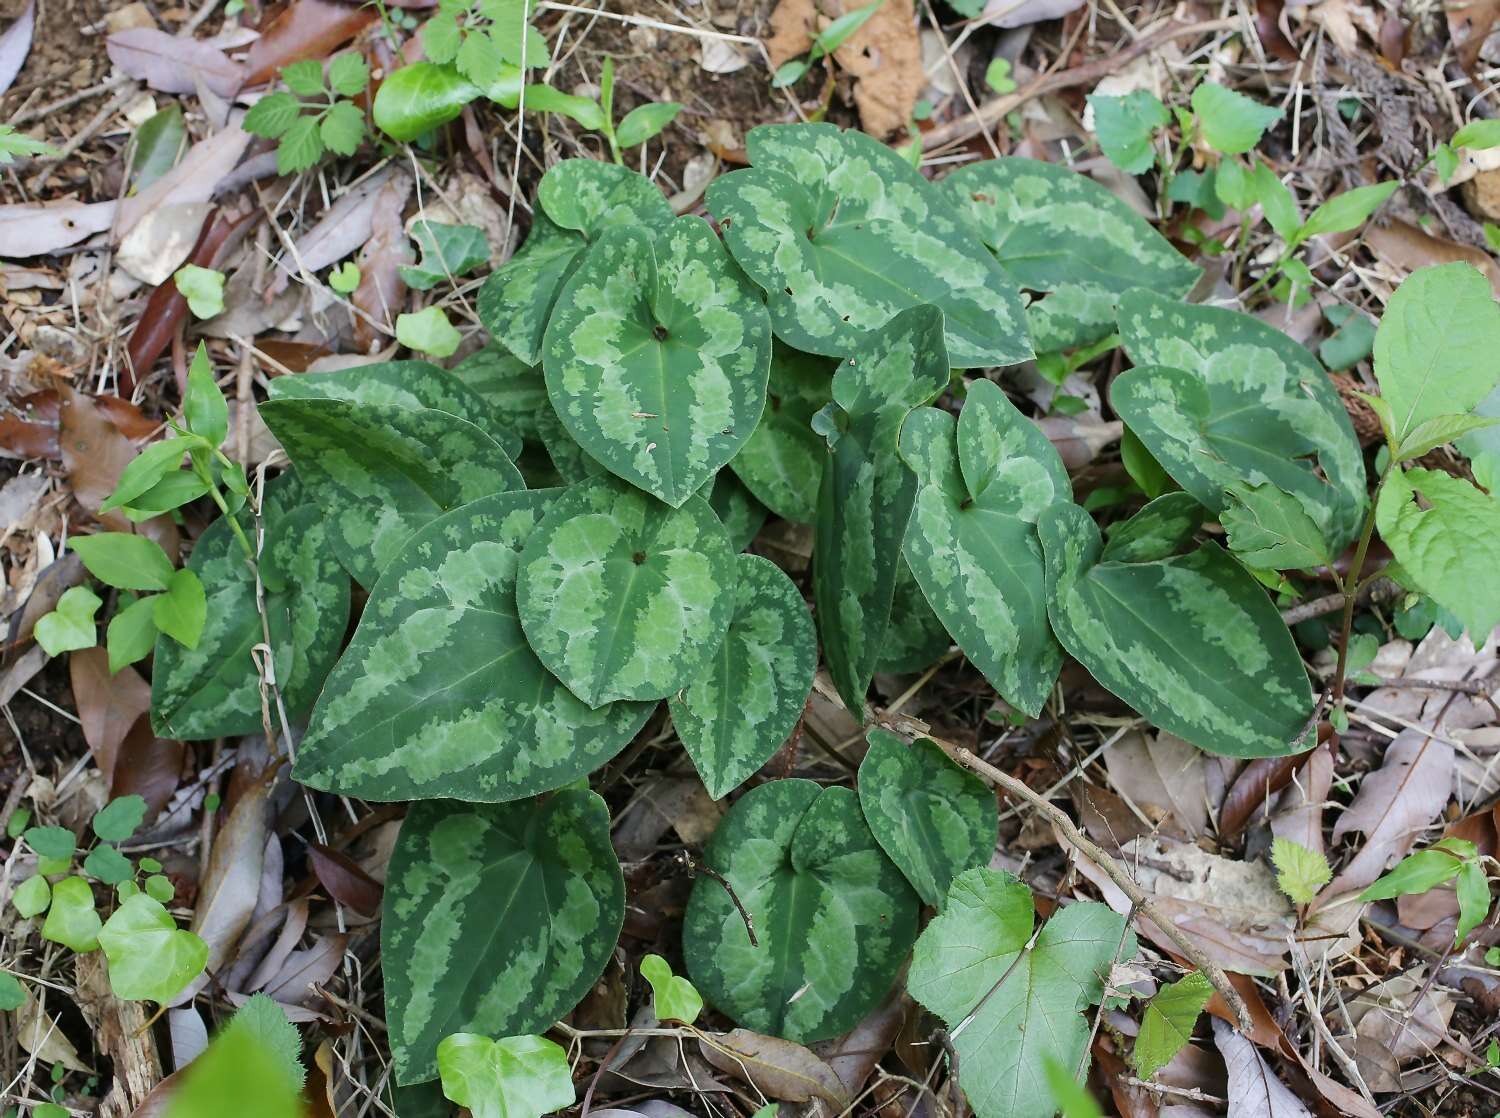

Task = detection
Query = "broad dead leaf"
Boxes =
[1104,730,1212,836]
[111,713,185,822]
[1212,1018,1314,1118]
[308,843,383,917]
[260,933,348,1007]
[106,28,244,97]
[268,166,398,296]
[1365,219,1500,297]
[18,992,91,1072]
[70,647,151,781]
[241,0,377,87]
[1343,971,1455,1092]
[351,172,413,352]
[698,1028,851,1107]
[0,1,34,98]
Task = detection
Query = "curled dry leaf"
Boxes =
[698,1028,851,1108]
[0,199,116,257]
[1364,219,1500,297]
[307,843,383,917]
[1342,971,1456,1092]
[1103,730,1212,837]
[17,992,91,1072]
[260,933,348,1006]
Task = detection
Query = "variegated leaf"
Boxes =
[1025,283,1119,352]
[1099,491,1205,563]
[478,160,673,364]
[668,554,816,799]
[857,730,997,907]
[451,344,548,441]
[708,123,1030,368]
[683,779,919,1042]
[1037,502,1314,758]
[729,344,834,524]
[542,216,772,506]
[877,559,951,674]
[258,399,523,588]
[1115,289,1366,552]
[812,306,950,717]
[383,792,622,1084]
[294,490,653,802]
[899,379,1068,716]
[151,475,349,740]
[516,476,737,706]
[707,471,767,553]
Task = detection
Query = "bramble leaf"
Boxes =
[1088,90,1168,174]
[1270,837,1332,904]
[1190,83,1281,154]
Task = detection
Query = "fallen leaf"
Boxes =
[0,200,116,257]
[260,933,347,1006]
[1104,730,1211,836]
[1365,219,1500,297]
[106,28,244,97]
[0,472,47,537]
[981,0,1087,29]
[0,0,35,98]
[698,1028,851,1107]
[111,713,185,822]
[115,122,251,242]
[351,171,413,351]
[1034,414,1122,469]
[124,209,242,384]
[1269,741,1334,857]
[241,0,377,87]
[1212,1018,1313,1118]
[70,647,151,781]
[18,992,90,1071]
[267,166,397,295]
[1343,971,1455,1092]
[812,989,908,1096]
[0,392,58,458]
[307,844,382,917]
[700,38,748,74]
[1447,0,1500,74]
[116,203,214,286]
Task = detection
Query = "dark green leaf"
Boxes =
[92,795,147,842]
[728,344,833,523]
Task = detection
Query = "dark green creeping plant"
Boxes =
[148,122,1500,1114]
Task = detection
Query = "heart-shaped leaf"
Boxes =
[708,123,1030,368]
[259,399,523,588]
[1038,502,1314,757]
[813,305,950,716]
[295,490,654,803]
[517,476,737,706]
[640,954,703,1025]
[857,730,997,906]
[435,1034,574,1118]
[907,867,1133,1118]
[542,216,771,506]
[1099,491,1205,564]
[151,475,349,740]
[668,554,816,799]
[1115,289,1366,552]
[683,778,919,1043]
[877,559,951,674]
[384,791,623,1083]
[452,345,549,441]
[98,893,207,1003]
[899,379,1069,715]
[728,344,833,523]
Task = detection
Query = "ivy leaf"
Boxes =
[907,867,1134,1118]
[1087,90,1168,173]
[42,876,102,952]
[93,795,146,843]
[683,779,919,1043]
[436,1034,574,1118]
[640,954,703,1025]
[258,398,523,588]
[857,730,997,907]
[615,101,682,148]
[542,216,771,506]
[728,345,833,523]
[296,490,651,803]
[383,792,623,1083]
[1376,466,1500,640]
[1038,502,1314,758]
[98,893,207,1002]
[243,91,301,139]
[667,554,817,799]
[1221,482,1332,571]
[174,264,226,319]
[1270,837,1332,904]
[71,532,176,591]
[399,221,490,291]
[82,843,131,885]
[372,61,482,142]
[1132,972,1213,1079]
[898,379,1070,716]
[1189,83,1281,154]
[516,476,737,706]
[397,306,463,358]
[34,585,102,655]
[708,122,1030,368]
[25,825,76,861]
[13,874,51,918]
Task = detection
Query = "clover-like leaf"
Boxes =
[152,476,349,740]
[516,476,736,706]
[813,305,950,716]
[728,344,834,523]
[1116,288,1366,553]
[542,216,771,506]
[907,867,1134,1118]
[857,730,997,907]
[383,792,623,1083]
[876,559,951,674]
[258,399,523,588]
[683,779,919,1043]
[668,554,816,799]
[436,1033,574,1118]
[479,159,673,364]
[34,585,101,656]
[1038,502,1314,758]
[899,379,1069,715]
[296,490,653,802]
[98,893,208,1003]
[708,123,1030,368]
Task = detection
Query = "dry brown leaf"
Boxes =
[1212,1018,1314,1118]
[1447,0,1500,74]
[242,0,378,87]
[0,199,116,257]
[1269,739,1333,856]
[268,166,399,296]
[111,713,185,822]
[114,124,250,242]
[17,992,91,1072]
[260,933,348,1006]
[70,647,151,781]
[105,28,244,97]
[813,989,908,1096]
[307,843,383,917]
[1343,971,1455,1092]
[0,0,35,98]
[1103,730,1211,836]
[351,172,413,352]
[698,1028,851,1107]
[1034,415,1122,470]
[1364,219,1500,297]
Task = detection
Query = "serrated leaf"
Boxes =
[327,51,369,97]
[318,100,365,157]
[728,344,833,523]
[640,954,703,1025]
[421,13,461,63]
[1270,837,1332,904]
[877,558,951,673]
[163,1021,303,1118]
[1133,972,1212,1079]
[1115,288,1367,552]
[244,92,303,139]
[383,792,623,1083]
[1190,83,1281,154]
[226,994,305,1089]
[400,220,490,290]
[1221,482,1331,571]
[667,554,816,799]
[1088,90,1168,174]
[813,305,949,716]
[296,490,652,802]
[372,61,482,142]
[478,159,673,365]
[1394,413,1500,461]
[436,1033,573,1118]
[258,398,523,588]
[683,779,919,1043]
[899,379,1069,715]
[276,114,324,174]
[282,58,325,96]
[1038,502,1314,758]
[706,470,767,552]
[98,893,207,1003]
[907,867,1134,1118]
[857,730,997,907]
[516,475,736,706]
[542,216,771,506]
[709,123,1030,368]
[151,476,349,740]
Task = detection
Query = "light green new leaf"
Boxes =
[899,379,1069,715]
[1292,181,1398,246]
[400,220,490,291]
[152,476,349,740]
[1116,288,1367,552]
[258,398,523,588]
[372,61,482,142]
[517,476,736,706]
[1270,837,1332,904]
[225,994,305,1090]
[728,344,834,523]
[296,490,652,802]
[13,874,50,918]
[93,795,146,843]
[543,216,771,505]
[813,305,949,717]
[42,876,101,952]
[436,1033,574,1118]
[877,559,951,674]
[384,792,623,1084]
[1373,262,1500,447]
[616,101,682,148]
[1133,972,1212,1079]
[98,893,208,1002]
[640,954,703,1025]
[1190,83,1281,154]
[1221,482,1331,571]
[708,123,1030,368]
[668,554,816,799]
[1360,846,1466,900]
[397,306,463,358]
[153,567,206,649]
[100,435,196,515]
[857,730,997,907]
[907,867,1133,1118]
[1088,90,1168,173]
[71,532,176,591]
[1455,860,1490,945]
[1394,413,1500,462]
[479,159,673,364]
[0,973,23,1010]
[683,779,919,1043]
[1038,502,1315,758]
[1376,466,1500,639]
[34,585,102,656]
[185,343,229,447]
[174,264,226,319]
[1100,492,1204,564]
